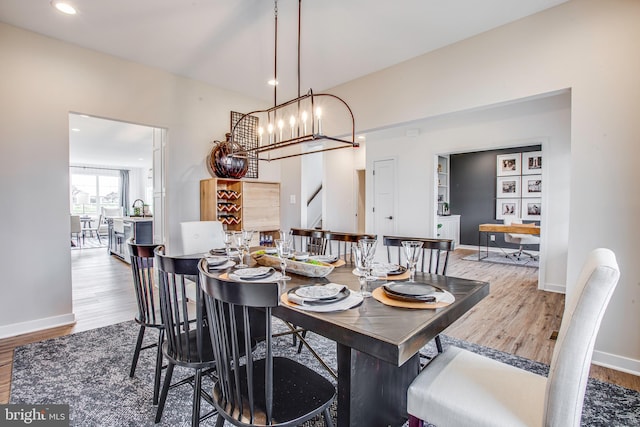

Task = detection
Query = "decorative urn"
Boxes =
[207,133,248,179]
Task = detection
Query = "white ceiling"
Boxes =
[1,0,568,168]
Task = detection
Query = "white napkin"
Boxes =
[287,283,347,306]
[228,271,283,283]
[287,290,364,312]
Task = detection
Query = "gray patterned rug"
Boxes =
[10,321,640,426]
[463,251,539,268]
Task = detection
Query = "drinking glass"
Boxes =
[358,238,377,282]
[243,228,254,251]
[402,240,423,282]
[275,239,292,280]
[352,246,371,297]
[222,230,234,261]
[234,232,248,268]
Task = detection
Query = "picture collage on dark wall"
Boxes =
[496,151,542,221]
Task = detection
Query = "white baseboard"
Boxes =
[592,350,640,377]
[0,313,76,339]
[539,282,565,293]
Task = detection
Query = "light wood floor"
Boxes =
[1,248,638,404]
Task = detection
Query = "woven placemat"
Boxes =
[372,287,453,309]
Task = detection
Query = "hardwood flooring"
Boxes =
[1,247,638,405]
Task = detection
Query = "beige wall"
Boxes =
[323,0,640,372]
[0,23,278,336]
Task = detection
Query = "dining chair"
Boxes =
[154,247,217,426]
[127,240,165,405]
[82,214,103,244]
[180,220,225,255]
[407,248,620,427]
[324,231,377,264]
[383,236,453,276]
[198,261,336,427]
[383,235,454,355]
[70,215,82,247]
[290,227,328,255]
[504,218,540,260]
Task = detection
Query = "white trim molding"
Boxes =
[0,313,76,339]
[592,350,640,377]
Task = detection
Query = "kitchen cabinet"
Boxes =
[108,217,153,263]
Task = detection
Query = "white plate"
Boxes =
[309,255,339,263]
[206,256,228,266]
[208,260,236,270]
[295,285,342,300]
[232,267,274,279]
[293,252,309,261]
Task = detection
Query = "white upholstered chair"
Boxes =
[407,248,620,427]
[504,217,540,260]
[70,215,82,247]
[179,220,225,255]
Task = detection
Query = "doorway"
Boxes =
[69,113,166,328]
[372,158,397,237]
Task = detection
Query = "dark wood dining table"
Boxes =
[269,261,490,427]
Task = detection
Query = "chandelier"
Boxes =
[229,0,358,162]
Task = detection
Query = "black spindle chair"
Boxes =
[324,231,377,264]
[128,240,165,405]
[290,227,328,255]
[383,236,454,355]
[154,247,217,426]
[199,260,336,427]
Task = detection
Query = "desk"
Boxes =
[271,265,489,426]
[477,223,540,260]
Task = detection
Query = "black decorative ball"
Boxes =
[207,133,248,179]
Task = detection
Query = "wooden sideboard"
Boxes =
[200,178,280,236]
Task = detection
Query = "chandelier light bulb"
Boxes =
[258,126,264,146]
[316,107,323,135]
[301,111,308,135]
[268,123,274,144]
[289,115,296,138]
[278,119,284,142]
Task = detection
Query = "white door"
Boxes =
[373,159,396,238]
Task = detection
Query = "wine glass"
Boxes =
[358,238,377,282]
[402,240,423,282]
[234,231,248,268]
[222,230,234,261]
[352,246,371,297]
[275,239,292,280]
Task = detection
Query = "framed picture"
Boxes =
[496,176,521,198]
[522,174,542,197]
[496,198,521,220]
[522,198,542,220]
[496,153,521,176]
[522,151,542,175]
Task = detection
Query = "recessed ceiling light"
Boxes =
[267,79,278,86]
[51,1,77,15]
[138,158,144,161]
[71,128,80,132]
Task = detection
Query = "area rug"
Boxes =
[463,251,539,268]
[10,321,639,426]
[71,236,108,250]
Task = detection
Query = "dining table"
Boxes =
[228,254,491,427]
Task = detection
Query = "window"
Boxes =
[70,169,120,216]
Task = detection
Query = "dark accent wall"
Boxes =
[449,145,541,248]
